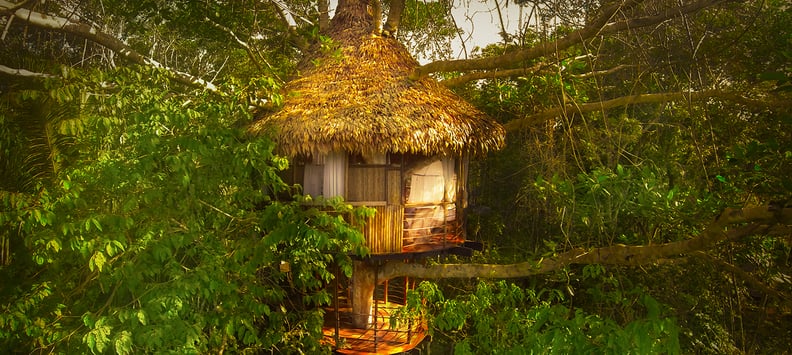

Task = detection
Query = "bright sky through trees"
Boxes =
[450,0,530,58]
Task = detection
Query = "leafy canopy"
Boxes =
[0,65,368,353]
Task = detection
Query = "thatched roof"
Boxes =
[248,23,505,158]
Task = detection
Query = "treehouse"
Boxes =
[248,1,504,352]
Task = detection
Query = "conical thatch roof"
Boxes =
[249,17,504,158]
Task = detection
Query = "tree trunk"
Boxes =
[318,0,330,31]
[371,0,383,34]
[331,0,373,32]
[383,0,405,37]
[351,260,377,328]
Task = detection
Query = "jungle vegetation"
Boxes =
[1,0,790,353]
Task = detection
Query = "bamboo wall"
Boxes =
[362,205,404,254]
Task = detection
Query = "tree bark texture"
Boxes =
[383,0,405,37]
[318,0,330,31]
[351,260,377,328]
[331,0,373,32]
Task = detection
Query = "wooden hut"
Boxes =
[248,1,504,352]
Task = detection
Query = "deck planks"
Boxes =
[323,300,426,354]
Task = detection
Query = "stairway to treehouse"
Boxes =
[323,274,426,354]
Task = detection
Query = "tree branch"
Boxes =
[269,0,309,50]
[504,90,724,131]
[378,206,792,280]
[411,0,728,78]
[570,64,634,79]
[0,64,57,79]
[504,89,790,132]
[371,0,383,35]
[0,1,218,92]
[441,63,550,87]
[205,17,264,73]
[318,0,330,32]
[440,56,602,87]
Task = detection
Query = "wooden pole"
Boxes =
[373,262,379,353]
[406,276,412,342]
[384,278,389,304]
[334,263,340,347]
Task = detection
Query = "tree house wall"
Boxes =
[359,205,404,254]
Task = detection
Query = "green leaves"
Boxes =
[406,280,680,354]
[0,66,361,353]
[88,251,106,272]
[113,330,133,355]
[83,316,112,354]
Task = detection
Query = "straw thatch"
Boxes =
[248,19,505,157]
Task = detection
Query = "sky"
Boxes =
[448,0,533,59]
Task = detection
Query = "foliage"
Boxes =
[2,0,791,353]
[0,66,367,353]
[395,0,459,61]
[460,0,792,353]
[399,280,680,354]
[532,164,711,247]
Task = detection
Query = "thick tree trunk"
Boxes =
[331,0,373,32]
[351,260,377,328]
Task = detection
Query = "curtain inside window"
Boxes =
[323,150,347,197]
[442,157,456,202]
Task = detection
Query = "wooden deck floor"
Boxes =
[322,300,426,354]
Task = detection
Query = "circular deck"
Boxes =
[323,300,427,354]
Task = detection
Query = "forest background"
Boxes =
[1,0,791,353]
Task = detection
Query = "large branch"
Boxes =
[441,56,609,87]
[411,0,727,78]
[0,64,60,90]
[0,64,57,79]
[378,206,792,280]
[441,63,549,87]
[504,90,723,131]
[0,1,217,92]
[504,89,791,131]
